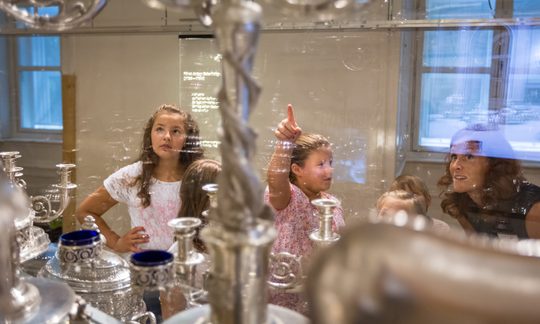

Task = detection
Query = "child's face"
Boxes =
[293,147,333,195]
[151,112,187,161]
[377,196,417,218]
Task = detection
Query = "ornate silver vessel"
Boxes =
[38,229,151,322]
[307,216,540,324]
[0,151,50,263]
[169,217,208,302]
[310,198,341,247]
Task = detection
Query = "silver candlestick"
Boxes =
[201,183,219,220]
[32,163,77,224]
[200,2,277,323]
[169,217,206,288]
[0,151,77,224]
[310,198,341,247]
[0,151,26,188]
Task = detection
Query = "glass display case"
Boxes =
[3,0,540,323]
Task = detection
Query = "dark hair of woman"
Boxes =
[438,154,524,220]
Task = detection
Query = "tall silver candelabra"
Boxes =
[0,151,77,224]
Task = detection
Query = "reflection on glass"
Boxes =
[425,0,495,19]
[439,125,540,239]
[419,72,490,147]
[423,30,493,68]
[514,0,540,18]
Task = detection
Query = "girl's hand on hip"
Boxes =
[112,226,149,253]
[275,104,302,142]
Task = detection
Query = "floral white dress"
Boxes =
[104,161,181,251]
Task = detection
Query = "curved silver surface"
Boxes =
[307,220,540,324]
[38,240,146,321]
[163,304,310,324]
[20,278,76,324]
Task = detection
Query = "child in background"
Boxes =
[265,104,345,314]
[161,158,221,319]
[169,158,221,254]
[376,190,426,219]
[76,104,204,253]
[381,175,450,233]
[389,174,431,213]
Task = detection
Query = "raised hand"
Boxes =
[275,104,302,142]
[112,226,149,253]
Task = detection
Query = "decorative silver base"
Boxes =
[163,304,310,324]
[15,278,76,324]
[18,225,51,263]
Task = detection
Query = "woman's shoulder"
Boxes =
[515,182,540,208]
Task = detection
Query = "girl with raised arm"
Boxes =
[265,104,345,313]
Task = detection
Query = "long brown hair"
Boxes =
[178,159,221,253]
[289,133,331,185]
[132,104,204,207]
[438,155,524,219]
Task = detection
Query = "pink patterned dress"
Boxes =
[265,183,345,315]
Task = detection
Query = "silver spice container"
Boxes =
[38,229,148,322]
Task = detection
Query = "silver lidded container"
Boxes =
[38,229,148,322]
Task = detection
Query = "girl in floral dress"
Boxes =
[265,104,345,314]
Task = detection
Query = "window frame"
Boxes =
[5,34,63,142]
[407,0,540,165]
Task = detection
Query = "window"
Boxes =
[414,0,540,161]
[16,35,62,131]
[2,6,62,140]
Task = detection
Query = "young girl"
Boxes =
[169,158,221,254]
[382,176,450,233]
[161,158,221,319]
[75,104,204,253]
[265,104,345,313]
[388,175,432,213]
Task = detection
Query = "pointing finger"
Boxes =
[287,104,298,128]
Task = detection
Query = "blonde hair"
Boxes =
[389,175,431,212]
[376,190,427,216]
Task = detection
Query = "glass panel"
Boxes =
[502,27,540,159]
[423,30,493,68]
[426,0,496,19]
[17,36,60,67]
[18,70,62,130]
[418,73,491,148]
[514,0,540,18]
